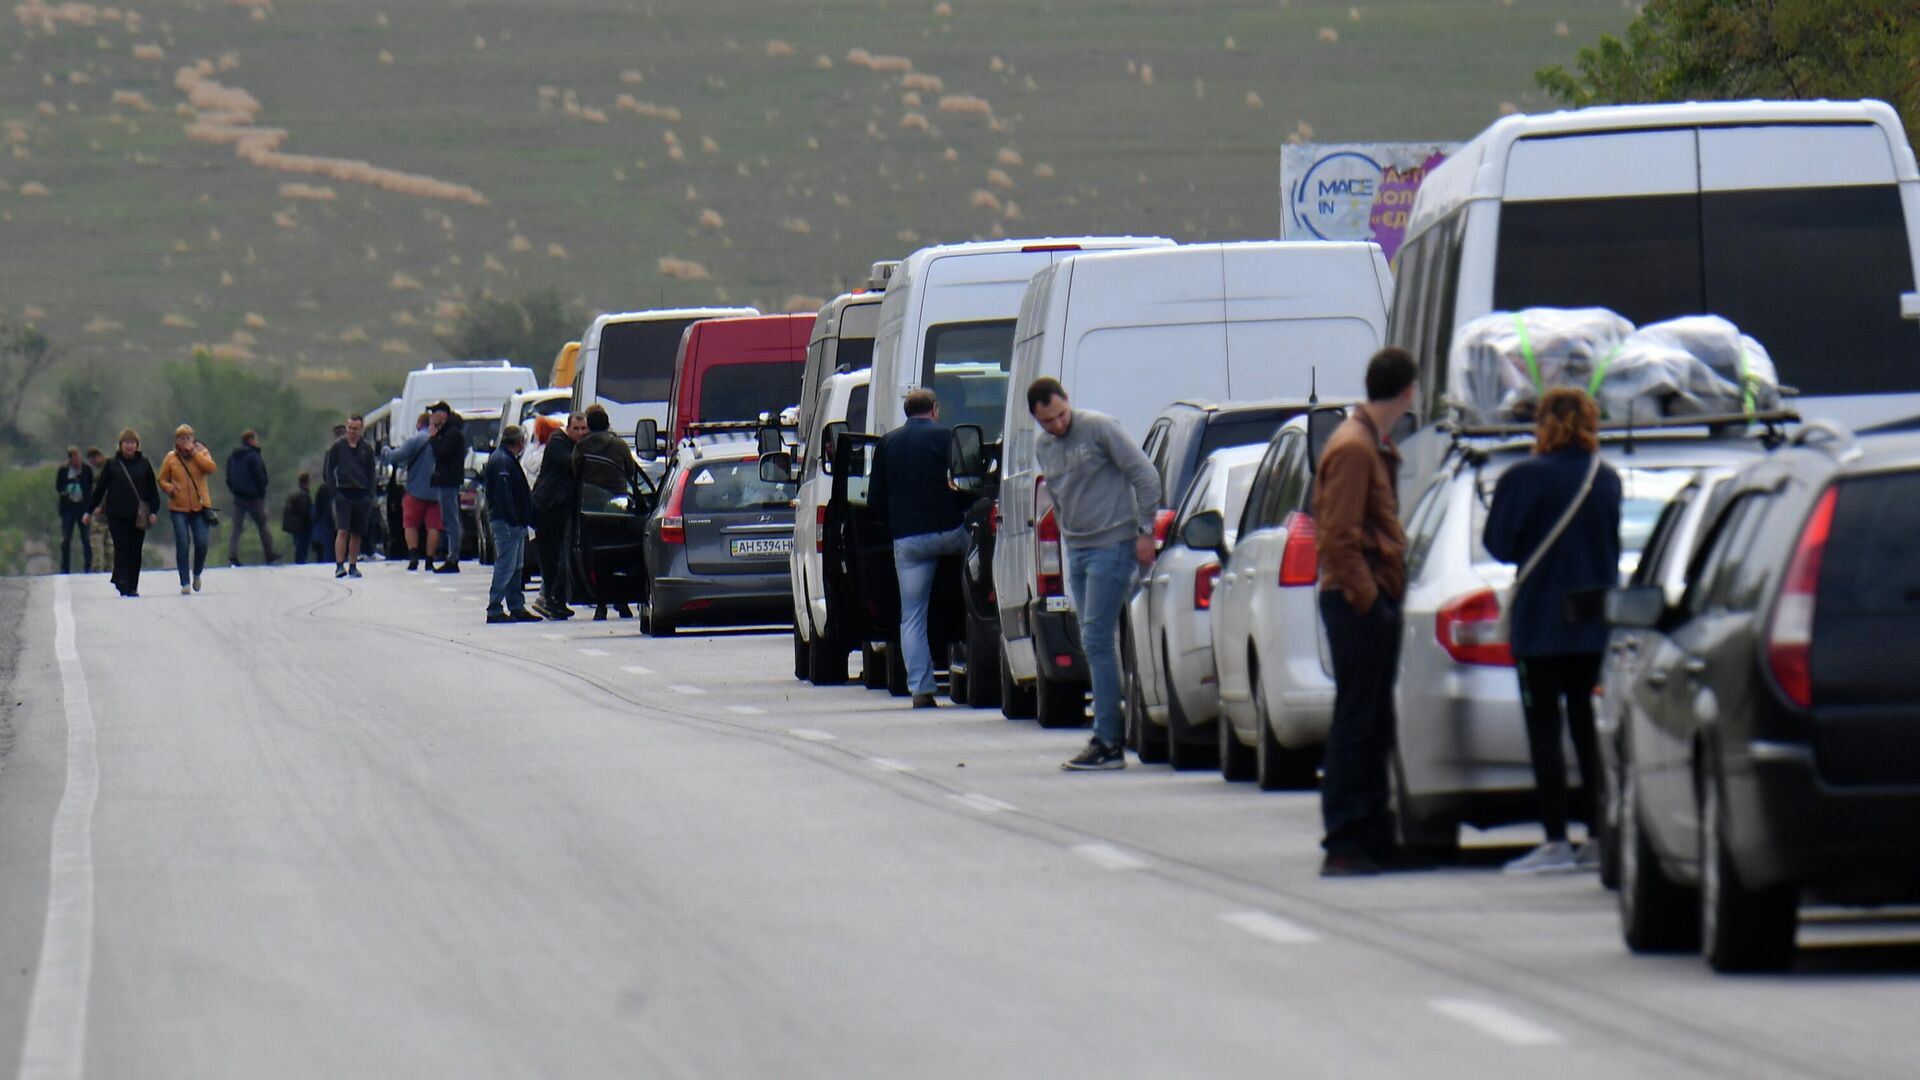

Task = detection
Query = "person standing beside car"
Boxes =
[428,402,468,574]
[1483,387,1622,875]
[381,411,446,571]
[282,472,315,564]
[869,387,973,710]
[55,445,94,574]
[482,424,541,625]
[324,414,378,579]
[224,429,279,567]
[1026,377,1161,772]
[572,404,637,621]
[85,429,159,597]
[157,424,218,596]
[1313,347,1420,878]
[530,412,585,620]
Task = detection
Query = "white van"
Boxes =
[991,241,1394,708]
[573,307,758,439]
[1389,99,1920,484]
[788,370,871,683]
[867,237,1173,438]
[396,361,538,445]
[794,267,893,444]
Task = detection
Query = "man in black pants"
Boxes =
[55,445,94,573]
[530,412,586,620]
[1312,347,1427,878]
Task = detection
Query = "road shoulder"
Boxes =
[0,577,60,1068]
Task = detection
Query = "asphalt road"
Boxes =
[1,564,1916,1079]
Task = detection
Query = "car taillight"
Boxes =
[1278,511,1318,587]
[1195,562,1221,610]
[1035,477,1064,598]
[815,503,827,553]
[660,470,690,545]
[1152,508,1176,551]
[1436,588,1513,667]
[990,504,1001,536]
[1021,243,1082,253]
[1766,486,1836,709]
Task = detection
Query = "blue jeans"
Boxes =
[437,487,463,562]
[1067,540,1138,748]
[488,520,528,614]
[893,526,968,696]
[170,510,211,586]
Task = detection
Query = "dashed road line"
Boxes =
[437,587,457,593]
[787,728,836,742]
[620,664,654,675]
[578,648,610,657]
[724,704,765,715]
[1429,998,1563,1047]
[1071,843,1147,871]
[1218,910,1319,946]
[866,757,914,773]
[950,792,1018,814]
[541,633,567,641]
[666,684,707,696]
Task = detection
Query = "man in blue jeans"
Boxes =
[1027,377,1161,771]
[869,387,973,708]
[481,424,540,624]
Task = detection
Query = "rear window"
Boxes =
[846,384,870,431]
[1198,413,1297,461]
[924,319,1017,441]
[680,460,796,513]
[1812,471,1920,704]
[597,318,700,402]
[698,362,804,425]
[1472,463,1694,572]
[834,337,875,374]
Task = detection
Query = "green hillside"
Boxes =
[2,0,1628,425]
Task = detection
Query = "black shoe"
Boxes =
[347,565,363,579]
[1060,738,1126,771]
[593,605,608,622]
[229,559,242,569]
[486,612,512,624]
[265,553,282,565]
[406,558,419,571]
[510,609,542,622]
[548,603,574,620]
[334,564,347,579]
[1320,850,1383,878]
[911,693,939,709]
[433,562,460,574]
[615,602,634,619]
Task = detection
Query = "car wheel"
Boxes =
[1598,732,1624,891]
[641,595,676,638]
[1253,662,1318,791]
[792,628,809,682]
[1618,761,1700,954]
[1163,641,1217,771]
[861,644,888,690]
[1034,669,1087,729]
[809,632,850,686]
[886,642,910,698]
[1700,765,1798,972]
[946,642,970,705]
[1389,751,1460,858]
[1129,668,1168,764]
[965,618,1003,710]
[1218,703,1256,783]
[999,637,1037,720]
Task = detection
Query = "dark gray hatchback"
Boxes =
[640,441,797,636]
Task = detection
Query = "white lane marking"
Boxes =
[20,577,99,1080]
[724,704,765,715]
[1219,910,1319,945]
[666,684,706,696]
[578,648,610,657]
[866,757,914,773]
[438,587,457,593]
[541,633,567,641]
[787,728,836,742]
[1071,843,1147,871]
[950,792,1018,814]
[1429,998,1564,1047]
[620,665,654,676]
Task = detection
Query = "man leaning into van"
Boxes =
[869,387,972,709]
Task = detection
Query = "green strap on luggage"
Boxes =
[1587,342,1625,398]
[1513,313,1542,393]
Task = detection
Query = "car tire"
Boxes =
[1389,751,1460,858]
[1618,761,1701,954]
[792,628,809,682]
[809,632,850,686]
[1034,669,1087,729]
[1128,668,1168,764]
[1219,705,1256,783]
[1701,766,1797,973]
[1253,662,1318,791]
[946,642,970,705]
[964,619,1003,710]
[476,512,494,566]
[861,644,888,690]
[1598,733,1624,891]
[886,642,910,698]
[998,637,1037,720]
[641,596,676,638]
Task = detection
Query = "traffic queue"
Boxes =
[356,98,1920,974]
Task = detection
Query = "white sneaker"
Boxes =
[1503,840,1579,875]
[180,584,192,595]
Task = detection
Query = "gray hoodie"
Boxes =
[1034,408,1160,549]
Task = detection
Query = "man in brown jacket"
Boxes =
[1313,347,1420,877]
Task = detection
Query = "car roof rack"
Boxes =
[1786,417,1863,463]
[1444,408,1799,446]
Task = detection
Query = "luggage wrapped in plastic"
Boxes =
[1593,315,1780,420]
[1449,307,1635,422]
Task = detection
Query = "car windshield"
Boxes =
[1472,461,1696,573]
[598,318,700,402]
[699,362,805,426]
[681,459,796,513]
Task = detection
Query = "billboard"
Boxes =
[1281,142,1459,262]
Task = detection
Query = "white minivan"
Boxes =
[1389,99,1920,487]
[867,237,1174,438]
[788,370,871,684]
[991,241,1395,722]
[573,307,758,440]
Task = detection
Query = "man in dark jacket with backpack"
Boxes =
[530,412,585,619]
[225,429,279,567]
[428,403,468,573]
[482,424,539,624]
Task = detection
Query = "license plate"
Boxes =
[1044,596,1073,613]
[730,537,792,557]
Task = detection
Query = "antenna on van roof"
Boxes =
[1308,367,1318,406]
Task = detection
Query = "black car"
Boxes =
[638,440,798,636]
[1607,424,1920,972]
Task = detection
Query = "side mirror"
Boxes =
[821,421,848,476]
[950,424,988,490]
[759,452,795,485]
[1306,407,1346,475]
[1181,509,1225,554]
[1604,585,1668,629]
[757,424,784,457]
[634,419,659,462]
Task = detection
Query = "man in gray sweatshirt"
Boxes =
[1028,377,1161,771]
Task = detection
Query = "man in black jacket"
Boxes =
[324,414,378,579]
[225,429,279,567]
[571,404,637,620]
[869,388,972,708]
[55,445,94,574]
[428,402,468,573]
[482,424,540,624]
[531,412,586,619]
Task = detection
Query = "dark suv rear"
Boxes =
[1609,425,1920,972]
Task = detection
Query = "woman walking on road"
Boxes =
[83,428,161,597]
[158,423,219,595]
[1483,388,1623,875]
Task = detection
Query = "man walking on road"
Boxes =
[381,411,446,571]
[1312,347,1425,878]
[428,402,468,574]
[324,414,378,579]
[869,388,972,709]
[55,445,94,574]
[1027,378,1160,771]
[482,424,541,624]
[225,429,279,567]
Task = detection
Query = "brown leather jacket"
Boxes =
[1311,409,1406,614]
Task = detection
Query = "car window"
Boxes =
[1145,418,1175,502]
[1629,485,1694,587]
[1238,440,1280,538]
[1268,433,1310,523]
[1172,459,1215,528]
[1222,462,1260,544]
[1402,472,1452,581]
[681,459,797,513]
[1680,495,1762,615]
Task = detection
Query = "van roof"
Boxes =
[1053,241,1391,311]
[585,307,758,338]
[685,311,815,354]
[895,235,1173,274]
[1414,99,1918,233]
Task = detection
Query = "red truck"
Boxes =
[665,312,815,446]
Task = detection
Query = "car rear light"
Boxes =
[1035,478,1064,598]
[1021,244,1082,253]
[1766,486,1837,709]
[990,504,1001,536]
[1278,511,1318,587]
[1195,562,1221,610]
[1152,508,1176,551]
[1435,588,1513,667]
[660,470,690,545]
[815,504,827,553]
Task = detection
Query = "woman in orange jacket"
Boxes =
[157,423,218,594]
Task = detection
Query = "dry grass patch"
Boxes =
[658,256,710,281]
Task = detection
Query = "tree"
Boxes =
[0,320,60,452]
[1537,0,1920,148]
[40,361,119,459]
[434,289,580,371]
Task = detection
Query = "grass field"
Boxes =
[1,0,1631,424]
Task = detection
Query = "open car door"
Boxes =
[570,452,658,605]
[822,433,899,645]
